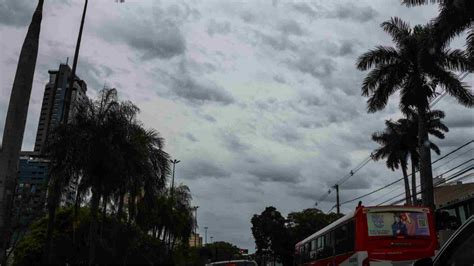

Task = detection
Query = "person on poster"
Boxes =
[392,214,407,236]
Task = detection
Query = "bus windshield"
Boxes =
[366,211,430,237]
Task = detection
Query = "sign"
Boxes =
[367,212,430,237]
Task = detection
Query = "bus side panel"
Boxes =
[303,253,354,266]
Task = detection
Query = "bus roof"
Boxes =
[295,205,431,247]
[296,210,355,247]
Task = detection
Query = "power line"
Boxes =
[339,140,473,206]
[367,147,474,205]
[314,71,469,208]
[430,72,469,108]
[378,163,473,206]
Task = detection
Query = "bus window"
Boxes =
[311,239,317,251]
[335,220,355,254]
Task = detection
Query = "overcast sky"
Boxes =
[1,0,473,251]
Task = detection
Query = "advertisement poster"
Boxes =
[367,212,430,236]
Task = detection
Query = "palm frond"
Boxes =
[429,67,474,107]
[381,17,411,47]
[401,0,441,7]
[441,49,473,72]
[356,46,400,71]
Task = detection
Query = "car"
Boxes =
[415,215,474,266]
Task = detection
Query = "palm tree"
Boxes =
[395,109,449,204]
[372,120,413,205]
[357,18,473,209]
[402,0,474,59]
[0,1,44,262]
[45,88,173,264]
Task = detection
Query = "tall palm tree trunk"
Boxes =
[411,157,417,205]
[88,186,101,266]
[417,108,435,210]
[400,160,413,205]
[0,1,43,262]
[44,175,61,263]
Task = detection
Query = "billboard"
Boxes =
[367,212,430,237]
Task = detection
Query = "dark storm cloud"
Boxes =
[255,30,298,51]
[207,19,231,36]
[0,0,35,27]
[185,132,198,142]
[203,114,217,123]
[277,19,304,36]
[77,59,116,93]
[272,124,302,143]
[289,52,336,79]
[338,40,357,56]
[171,76,234,105]
[248,162,303,183]
[220,131,250,152]
[331,3,378,23]
[99,6,186,60]
[273,74,286,84]
[179,159,231,180]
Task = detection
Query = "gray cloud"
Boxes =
[185,132,198,142]
[98,4,188,60]
[248,161,303,183]
[277,19,304,36]
[272,124,302,143]
[289,51,336,79]
[291,2,319,18]
[445,114,474,129]
[171,76,234,105]
[331,3,378,23]
[220,131,250,153]
[207,19,231,36]
[179,159,231,180]
[0,0,35,27]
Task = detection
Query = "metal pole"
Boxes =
[169,159,180,196]
[63,0,88,124]
[193,206,199,247]
[335,184,340,214]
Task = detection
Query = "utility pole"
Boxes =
[204,226,208,245]
[192,206,199,247]
[334,184,340,214]
[169,159,180,196]
[62,0,88,124]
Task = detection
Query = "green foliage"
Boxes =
[13,207,170,265]
[251,207,340,266]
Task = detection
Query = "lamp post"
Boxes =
[169,159,180,196]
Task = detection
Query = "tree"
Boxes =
[287,208,342,243]
[372,120,414,205]
[0,1,44,262]
[357,19,473,209]
[44,88,172,264]
[251,207,290,265]
[402,0,474,59]
[397,109,448,204]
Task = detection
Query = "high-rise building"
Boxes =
[11,152,49,233]
[13,63,88,227]
[34,63,87,155]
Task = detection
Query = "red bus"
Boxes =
[295,205,437,265]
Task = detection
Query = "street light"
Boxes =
[169,159,180,196]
